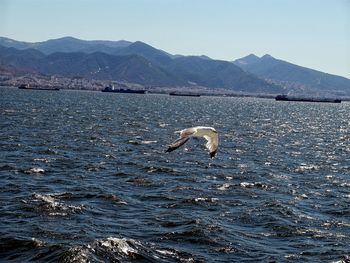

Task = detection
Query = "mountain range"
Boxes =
[0,36,349,96]
[0,36,132,55]
[233,54,350,97]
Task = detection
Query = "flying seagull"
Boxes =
[166,126,219,158]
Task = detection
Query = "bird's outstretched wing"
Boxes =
[166,137,190,153]
[204,134,218,158]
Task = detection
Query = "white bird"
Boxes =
[166,126,219,158]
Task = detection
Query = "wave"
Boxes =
[60,236,200,263]
[21,193,85,216]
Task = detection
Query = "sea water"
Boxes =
[0,87,349,262]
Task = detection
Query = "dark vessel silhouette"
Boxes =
[101,86,146,94]
[169,92,201,97]
[18,84,60,91]
[275,95,341,103]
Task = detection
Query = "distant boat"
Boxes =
[169,92,201,97]
[18,84,60,91]
[101,86,146,94]
[275,95,341,103]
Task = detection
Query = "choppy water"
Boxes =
[0,87,349,262]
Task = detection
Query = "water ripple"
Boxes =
[1,88,349,262]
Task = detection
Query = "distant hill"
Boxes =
[114,41,174,65]
[166,56,279,93]
[0,46,46,69]
[0,46,183,86]
[233,54,350,96]
[0,36,131,55]
[0,37,282,93]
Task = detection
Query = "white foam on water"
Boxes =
[194,197,218,203]
[217,183,231,191]
[31,193,84,216]
[240,182,254,188]
[141,140,157,144]
[295,164,319,172]
[33,158,50,163]
[156,249,177,256]
[101,237,137,255]
[25,168,45,174]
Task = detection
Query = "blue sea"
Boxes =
[0,87,349,262]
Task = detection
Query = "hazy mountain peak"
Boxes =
[261,54,274,59]
[233,53,259,65]
[127,41,162,52]
[130,41,149,47]
[121,41,173,64]
[128,41,169,54]
[198,55,212,60]
[246,54,259,59]
[48,36,80,41]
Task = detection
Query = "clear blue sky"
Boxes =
[1,0,349,78]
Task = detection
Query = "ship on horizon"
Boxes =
[169,92,201,97]
[18,84,60,91]
[101,86,146,94]
[275,94,341,103]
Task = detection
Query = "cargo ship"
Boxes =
[275,95,341,103]
[18,84,60,91]
[169,92,201,97]
[101,86,146,94]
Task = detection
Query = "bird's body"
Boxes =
[166,126,219,158]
